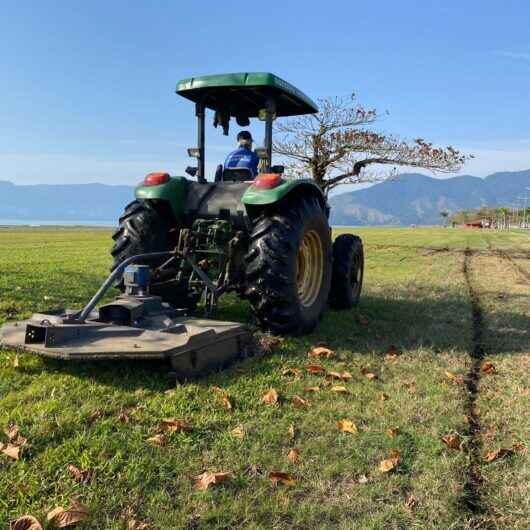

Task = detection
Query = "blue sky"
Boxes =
[1,0,530,187]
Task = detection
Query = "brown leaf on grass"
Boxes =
[387,427,400,438]
[481,362,496,375]
[441,434,462,450]
[46,501,89,528]
[1,443,21,460]
[287,449,300,463]
[336,419,358,434]
[304,386,321,393]
[127,519,150,530]
[67,465,93,484]
[331,386,350,395]
[287,424,296,440]
[360,368,378,380]
[445,371,465,385]
[326,371,352,381]
[268,471,296,486]
[221,396,233,411]
[230,426,245,439]
[9,515,43,530]
[308,346,335,359]
[88,409,104,424]
[404,494,417,510]
[13,354,20,368]
[385,353,399,362]
[282,368,302,378]
[258,335,285,354]
[210,386,224,394]
[292,395,309,408]
[512,442,527,454]
[306,364,327,375]
[146,434,168,447]
[380,393,389,401]
[5,424,20,441]
[159,418,192,433]
[261,389,279,405]
[118,412,132,424]
[193,471,232,491]
[484,448,514,462]
[379,449,400,473]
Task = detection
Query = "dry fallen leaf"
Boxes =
[230,426,245,439]
[292,395,309,408]
[67,465,93,484]
[5,424,19,441]
[380,393,389,401]
[360,368,378,380]
[357,474,369,484]
[9,515,43,530]
[287,449,300,463]
[445,371,465,385]
[326,371,352,381]
[385,353,399,362]
[331,386,350,395]
[193,471,232,491]
[282,368,302,378]
[127,519,150,530]
[441,434,462,450]
[268,471,296,486]
[308,346,335,359]
[304,386,320,393]
[261,389,279,405]
[512,442,527,454]
[379,449,400,473]
[306,364,327,375]
[405,494,417,510]
[118,412,132,424]
[221,396,233,411]
[210,386,225,394]
[88,409,104,424]
[46,501,89,528]
[336,419,358,434]
[159,418,192,433]
[146,434,168,447]
[387,427,400,438]
[258,335,285,353]
[481,362,496,375]
[1,442,21,460]
[484,448,514,462]
[13,354,20,368]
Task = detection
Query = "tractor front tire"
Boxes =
[329,234,364,309]
[111,200,186,305]
[244,196,332,335]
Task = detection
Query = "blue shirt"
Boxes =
[224,147,259,177]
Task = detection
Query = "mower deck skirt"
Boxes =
[1,314,250,377]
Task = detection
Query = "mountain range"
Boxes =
[329,169,530,226]
[1,169,529,226]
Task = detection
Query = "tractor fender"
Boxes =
[241,178,327,217]
[135,176,189,224]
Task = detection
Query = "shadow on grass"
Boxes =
[14,289,529,392]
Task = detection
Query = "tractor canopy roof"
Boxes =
[176,72,318,117]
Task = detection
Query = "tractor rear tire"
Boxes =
[110,200,187,306]
[329,234,364,309]
[244,196,332,335]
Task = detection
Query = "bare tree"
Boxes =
[273,94,471,194]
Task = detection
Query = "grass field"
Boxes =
[0,227,529,529]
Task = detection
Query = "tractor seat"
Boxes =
[215,166,253,183]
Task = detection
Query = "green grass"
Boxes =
[0,227,528,529]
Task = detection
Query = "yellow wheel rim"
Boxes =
[296,229,324,307]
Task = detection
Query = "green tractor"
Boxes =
[111,72,364,335]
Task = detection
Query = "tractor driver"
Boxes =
[224,131,260,177]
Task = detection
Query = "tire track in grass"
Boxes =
[462,248,488,519]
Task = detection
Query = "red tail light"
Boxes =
[253,173,282,189]
[143,172,170,186]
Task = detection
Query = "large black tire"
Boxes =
[244,196,332,335]
[110,200,186,305]
[329,234,364,309]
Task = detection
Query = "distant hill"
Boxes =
[1,169,529,226]
[329,169,530,226]
[0,181,134,223]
